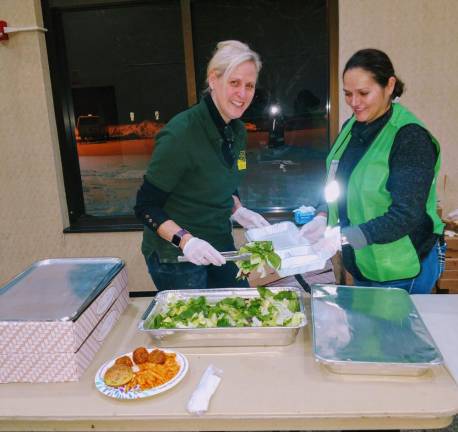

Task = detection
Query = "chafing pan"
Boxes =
[138,287,307,347]
[311,284,443,376]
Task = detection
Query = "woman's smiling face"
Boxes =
[209,60,257,123]
[343,67,395,123]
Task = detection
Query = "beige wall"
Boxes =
[339,0,458,215]
[1,0,457,288]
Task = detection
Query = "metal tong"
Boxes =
[177,250,251,263]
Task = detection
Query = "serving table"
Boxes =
[1,295,458,431]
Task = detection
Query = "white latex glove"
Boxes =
[311,226,342,260]
[182,237,226,266]
[299,214,327,243]
[231,207,270,229]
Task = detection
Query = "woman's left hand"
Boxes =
[231,207,270,229]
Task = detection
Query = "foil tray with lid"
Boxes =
[0,257,128,383]
[138,286,307,347]
[311,284,443,376]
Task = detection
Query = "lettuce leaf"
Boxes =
[235,241,281,280]
[146,287,304,329]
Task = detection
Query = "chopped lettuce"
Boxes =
[235,241,281,280]
[146,287,305,329]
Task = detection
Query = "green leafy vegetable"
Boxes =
[235,241,281,280]
[146,287,304,329]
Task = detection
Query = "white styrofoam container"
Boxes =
[246,221,309,249]
[246,222,327,277]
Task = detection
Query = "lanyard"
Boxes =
[324,129,352,203]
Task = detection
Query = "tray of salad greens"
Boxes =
[138,286,307,347]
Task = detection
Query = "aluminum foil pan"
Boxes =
[138,287,307,347]
[311,284,443,376]
[0,258,124,322]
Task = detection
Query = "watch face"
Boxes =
[171,229,188,248]
[171,233,181,247]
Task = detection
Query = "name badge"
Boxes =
[237,151,247,170]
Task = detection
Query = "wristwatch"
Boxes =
[171,228,189,248]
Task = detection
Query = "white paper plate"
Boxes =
[95,348,188,400]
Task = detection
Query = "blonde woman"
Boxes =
[135,40,268,290]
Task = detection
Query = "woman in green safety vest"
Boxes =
[300,48,445,294]
[134,41,269,291]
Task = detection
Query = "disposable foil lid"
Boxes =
[311,284,443,366]
[0,258,124,322]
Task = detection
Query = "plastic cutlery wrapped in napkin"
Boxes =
[187,364,222,415]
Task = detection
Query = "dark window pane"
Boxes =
[44,0,333,230]
[192,0,329,212]
[61,1,186,216]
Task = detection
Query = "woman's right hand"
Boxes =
[299,214,327,243]
[182,237,226,266]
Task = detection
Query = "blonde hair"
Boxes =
[206,40,262,91]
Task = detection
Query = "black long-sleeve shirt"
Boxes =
[337,107,438,281]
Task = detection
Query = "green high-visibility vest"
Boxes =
[327,104,444,281]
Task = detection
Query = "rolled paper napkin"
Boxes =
[187,364,223,415]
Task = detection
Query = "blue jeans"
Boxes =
[354,241,444,294]
[145,252,249,291]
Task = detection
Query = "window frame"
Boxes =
[42,0,339,233]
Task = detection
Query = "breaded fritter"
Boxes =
[103,364,133,387]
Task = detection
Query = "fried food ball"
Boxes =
[103,364,133,387]
[148,349,166,365]
[132,347,149,365]
[115,355,133,368]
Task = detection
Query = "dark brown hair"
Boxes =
[343,48,404,99]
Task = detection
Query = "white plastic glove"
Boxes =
[231,207,270,229]
[299,214,327,243]
[311,226,342,261]
[182,237,226,266]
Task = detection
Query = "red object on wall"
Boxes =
[0,21,9,41]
